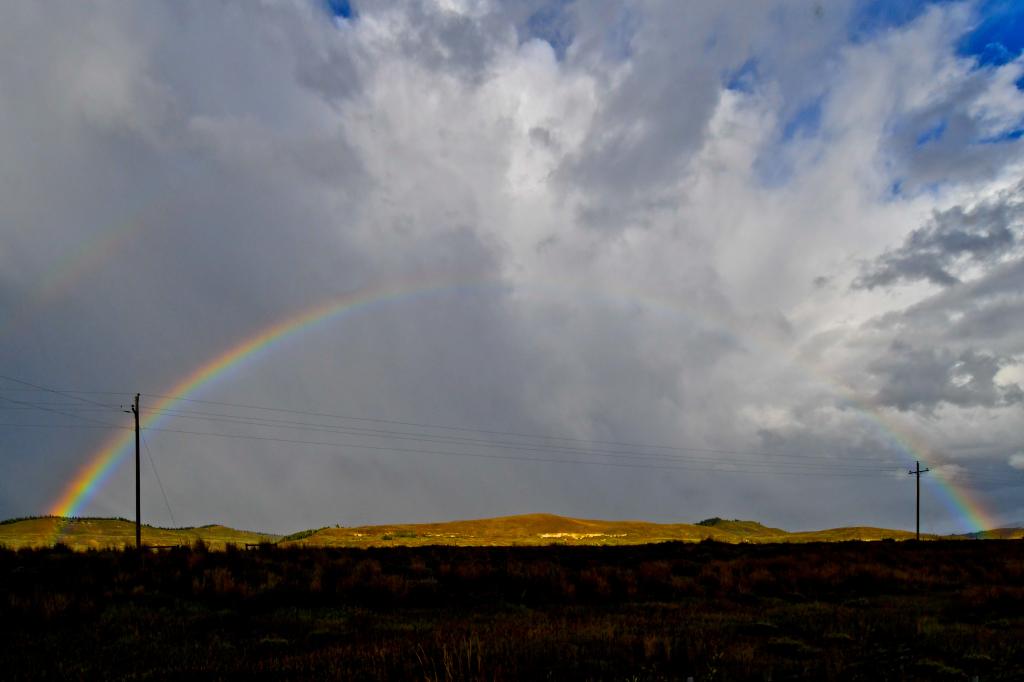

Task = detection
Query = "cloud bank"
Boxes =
[1,0,1022,534]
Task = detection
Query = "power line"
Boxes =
[0,388,132,396]
[141,430,176,528]
[165,399,993,477]
[145,392,849,457]
[0,377,1017,485]
[144,423,905,478]
[0,378,975,473]
[143,405,1019,479]
[136,406,901,472]
[0,423,129,430]
[4,381,904,467]
[4,418,1016,481]
[140,401,910,467]
[0,374,126,409]
[147,424,1024,483]
[2,412,1010,484]
[0,395,122,429]
[0,405,120,412]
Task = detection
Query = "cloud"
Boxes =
[2,0,1023,535]
[854,181,1024,289]
[867,343,1022,411]
[1010,453,1024,470]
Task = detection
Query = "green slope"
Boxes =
[953,527,1024,540]
[0,516,279,551]
[280,513,948,548]
[2,513,1002,550]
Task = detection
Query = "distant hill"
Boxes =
[279,513,947,548]
[953,527,1024,540]
[3,513,1016,550]
[283,513,715,547]
[695,517,787,537]
[0,516,279,551]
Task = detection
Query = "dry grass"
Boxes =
[1,540,1022,680]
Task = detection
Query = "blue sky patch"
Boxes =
[916,119,947,146]
[782,97,823,141]
[957,0,1024,67]
[325,0,354,21]
[725,58,759,93]
[752,95,828,187]
[1016,73,1024,91]
[978,125,1024,143]
[525,1,574,61]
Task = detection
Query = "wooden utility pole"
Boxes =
[908,460,930,541]
[132,393,141,550]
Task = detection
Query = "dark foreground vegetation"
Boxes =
[2,540,1022,681]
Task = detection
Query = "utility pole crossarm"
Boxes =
[908,460,930,541]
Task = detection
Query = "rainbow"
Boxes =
[1,196,171,340]
[48,276,467,520]
[829,391,998,532]
[48,278,1000,534]
[1,220,140,340]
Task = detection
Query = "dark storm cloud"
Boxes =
[840,243,1024,415]
[866,257,1024,352]
[867,342,1021,411]
[0,1,381,518]
[855,182,1024,289]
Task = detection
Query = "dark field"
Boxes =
[2,541,1022,681]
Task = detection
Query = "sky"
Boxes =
[1,0,1022,535]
